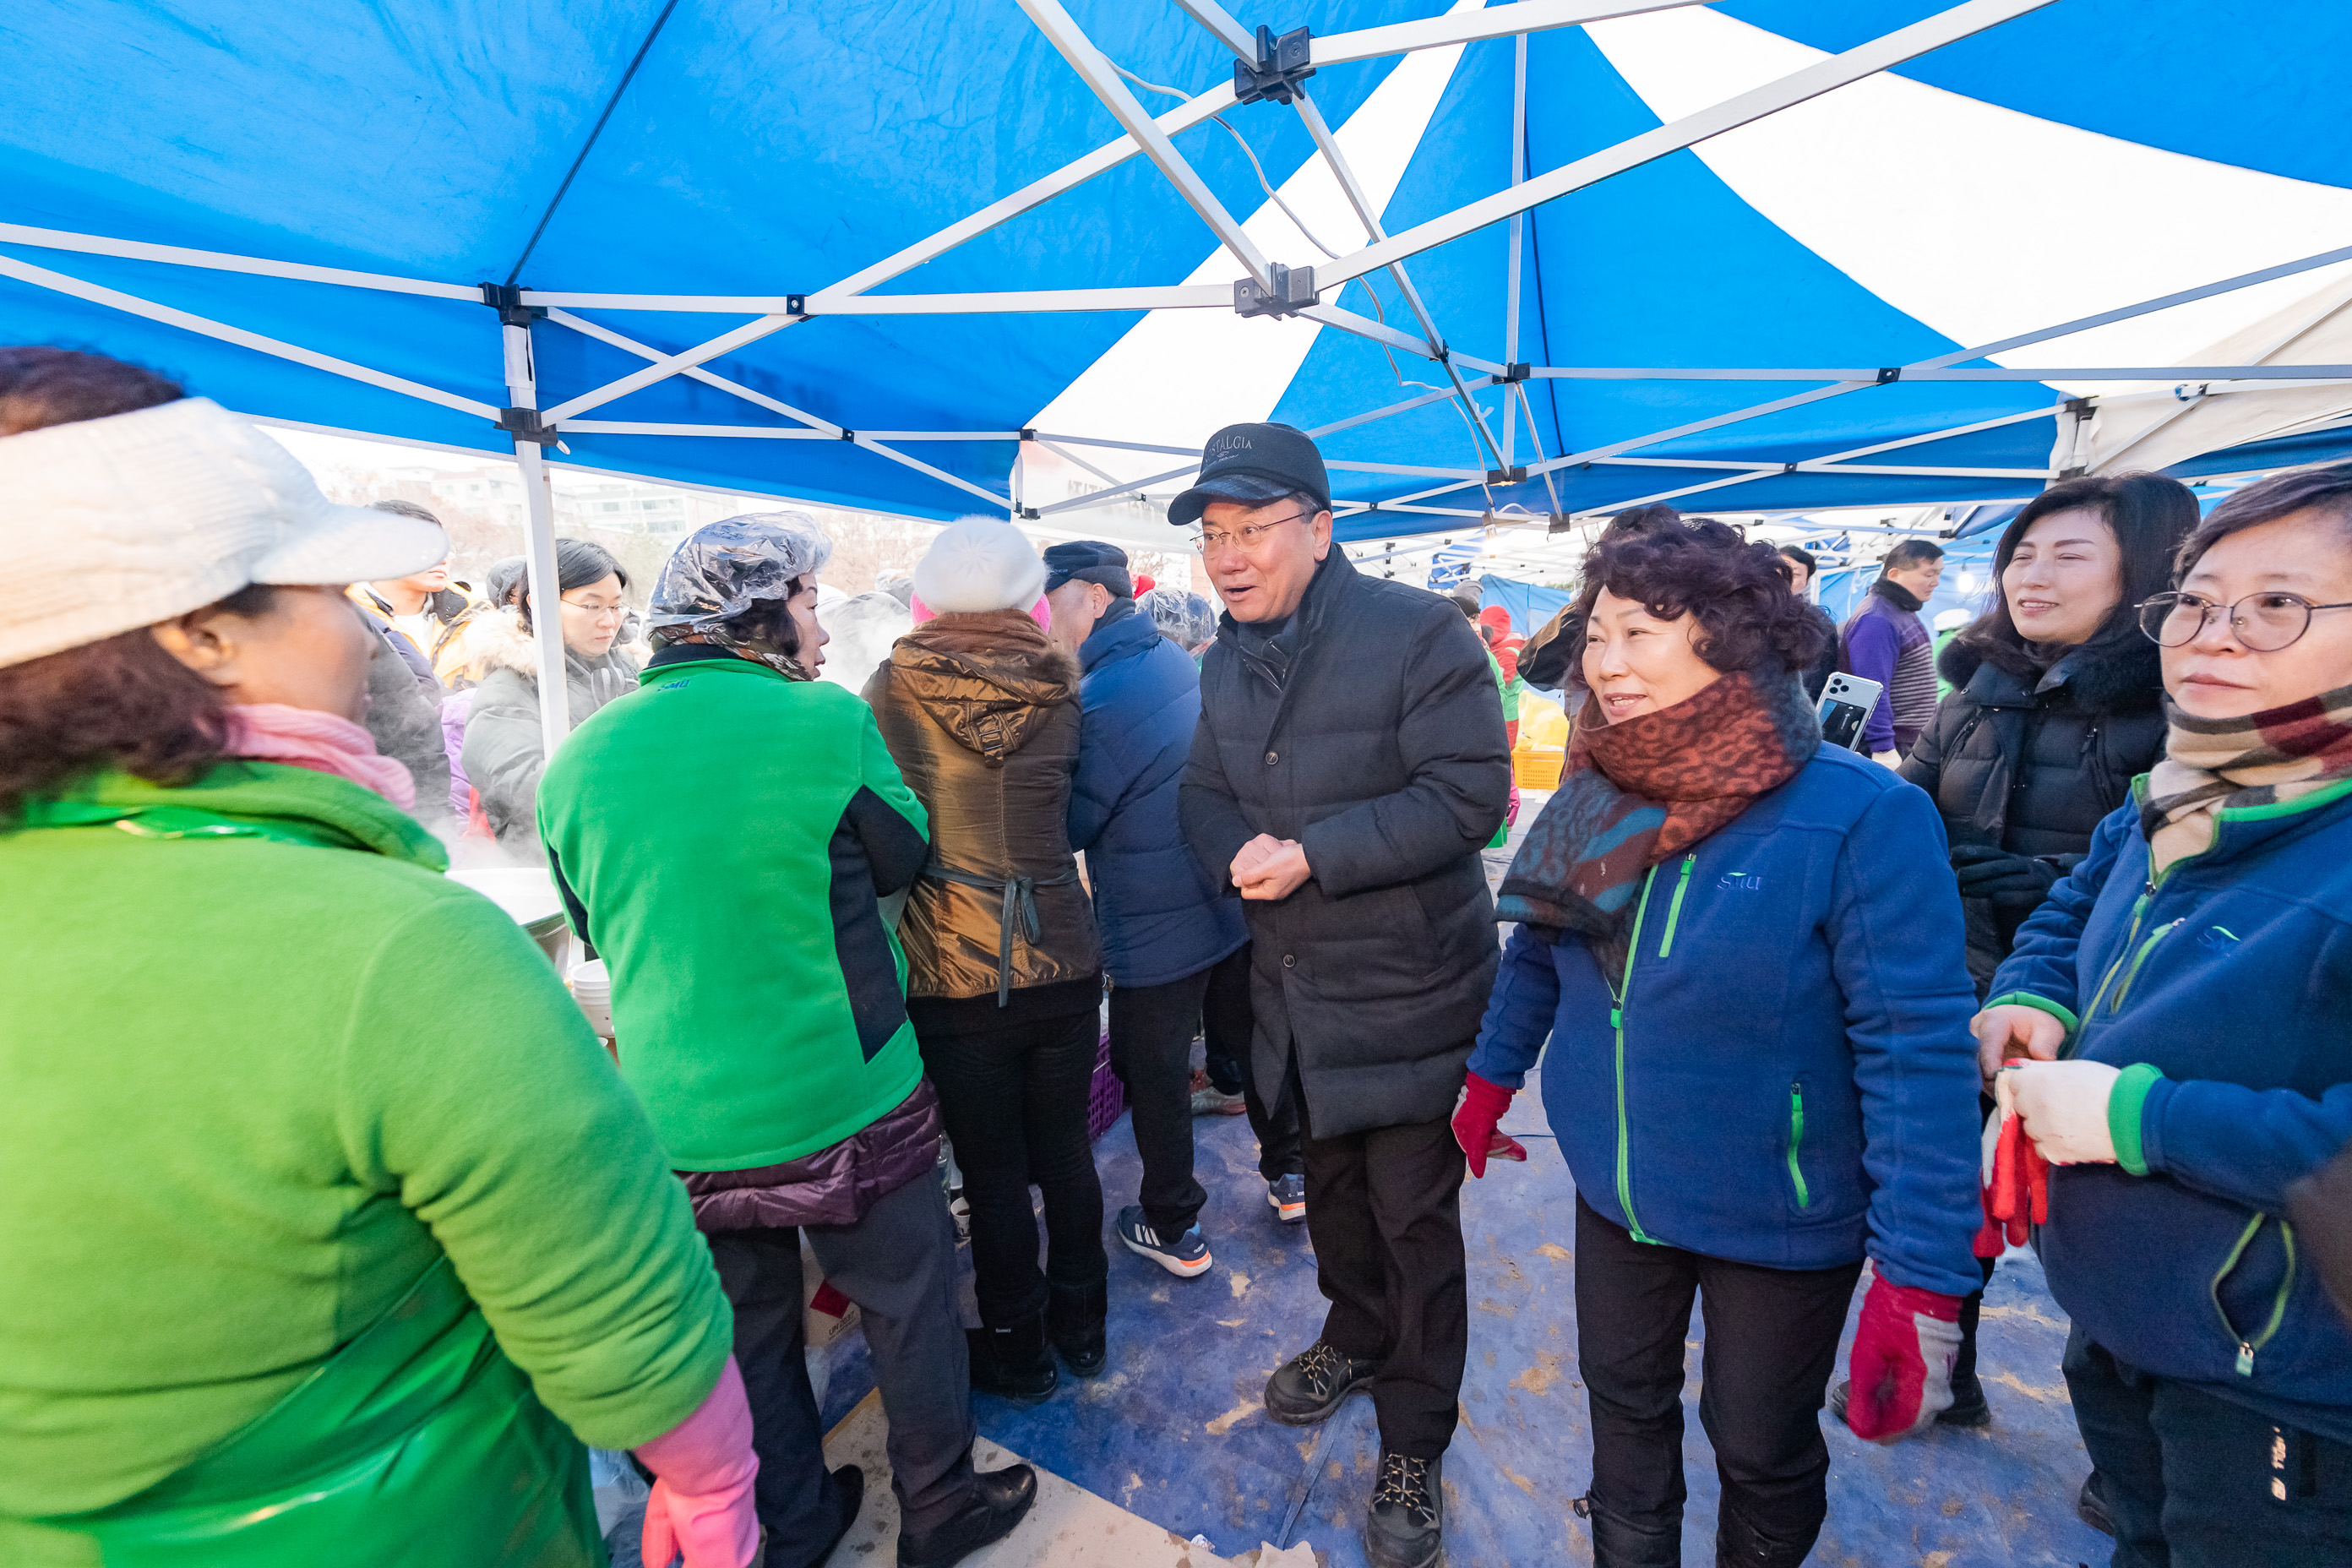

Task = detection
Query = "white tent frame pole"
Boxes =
[1523,363,2352,381]
[2098,276,2352,471]
[1015,0,1272,290]
[1504,32,1528,470]
[0,222,479,299]
[1313,0,2060,296]
[1312,0,1703,66]
[1170,0,1256,59]
[536,308,1011,510]
[1293,87,1509,472]
[1367,239,2352,514]
[0,251,498,419]
[503,319,572,760]
[1308,386,1471,438]
[1037,462,1202,516]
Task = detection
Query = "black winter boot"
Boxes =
[1363,1452,1442,1568]
[1576,1493,1678,1568]
[966,1317,1057,1404]
[1265,1338,1379,1426]
[1046,1280,1107,1377]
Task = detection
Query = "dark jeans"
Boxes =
[1574,1194,1863,1567]
[915,983,1108,1327]
[703,1170,977,1562]
[1294,1054,1467,1458]
[2065,1326,2352,1566]
[1202,943,1303,1180]
[1108,969,1210,1237]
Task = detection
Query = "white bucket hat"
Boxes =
[0,397,449,669]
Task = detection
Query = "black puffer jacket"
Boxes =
[1179,551,1511,1137]
[1899,631,2165,989]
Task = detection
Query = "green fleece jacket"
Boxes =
[0,764,732,1564]
[537,650,931,1170]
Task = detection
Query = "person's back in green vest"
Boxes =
[539,648,932,1169]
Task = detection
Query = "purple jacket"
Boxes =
[678,1079,943,1230]
[1842,588,1937,753]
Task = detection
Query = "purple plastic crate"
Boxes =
[1086,1026,1124,1142]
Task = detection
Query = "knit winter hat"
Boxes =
[912,515,1048,614]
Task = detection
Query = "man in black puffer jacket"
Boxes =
[1176,423,1509,1568]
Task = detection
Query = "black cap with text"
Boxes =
[1168,422,1331,529]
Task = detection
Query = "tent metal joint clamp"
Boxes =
[786,294,809,318]
[1236,261,1316,318]
[476,282,543,327]
[1503,363,1533,383]
[1233,24,1314,107]
[1876,366,1903,384]
[495,406,559,445]
[1486,465,1527,485]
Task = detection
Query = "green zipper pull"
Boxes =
[1610,1005,1622,1029]
[2237,1341,2257,1377]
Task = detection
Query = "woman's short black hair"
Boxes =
[1775,544,1818,579]
[1565,510,1827,689]
[518,538,629,633]
[1955,471,2198,668]
[2175,461,2352,578]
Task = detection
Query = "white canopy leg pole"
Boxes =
[503,320,571,760]
[1503,32,1528,471]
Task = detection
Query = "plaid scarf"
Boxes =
[2143,683,2352,873]
[1496,667,1819,974]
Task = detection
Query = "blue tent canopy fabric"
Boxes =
[7,0,2350,532]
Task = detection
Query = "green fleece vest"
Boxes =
[0,765,731,1565]
[536,657,930,1170]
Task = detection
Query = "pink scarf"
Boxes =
[222,703,416,810]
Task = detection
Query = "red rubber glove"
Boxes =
[637,1357,762,1568]
[1842,1275,1963,1443]
[1451,1071,1528,1179]
[1973,1102,2051,1257]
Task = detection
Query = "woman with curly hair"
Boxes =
[1451,512,1984,1568]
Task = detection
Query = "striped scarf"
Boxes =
[2142,683,2352,873]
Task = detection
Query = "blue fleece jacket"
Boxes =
[1069,601,1247,988]
[1986,780,2352,1441]
[1467,745,1984,1298]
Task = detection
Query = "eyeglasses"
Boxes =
[2137,590,2352,651]
[560,596,628,624]
[1191,509,1315,558]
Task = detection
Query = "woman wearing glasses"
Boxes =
[461,538,639,855]
[1982,463,2352,1564]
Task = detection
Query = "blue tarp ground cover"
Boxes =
[6,2,2349,525]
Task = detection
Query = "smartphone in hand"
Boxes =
[1816,672,1883,752]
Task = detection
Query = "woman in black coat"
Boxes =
[1880,471,2195,1450]
[1902,473,2199,992]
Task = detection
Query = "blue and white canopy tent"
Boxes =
[9,0,2352,753]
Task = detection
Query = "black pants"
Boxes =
[1294,1054,1467,1458]
[1202,944,1303,1180]
[2065,1326,2352,1566]
[703,1170,978,1563]
[1574,1195,1863,1567]
[1108,969,1210,1237]
[915,983,1108,1327]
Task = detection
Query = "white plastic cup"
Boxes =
[569,960,613,1039]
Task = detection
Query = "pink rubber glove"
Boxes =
[635,1356,761,1568]
[1842,1275,1963,1443]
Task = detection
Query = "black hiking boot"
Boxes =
[1265,1337,1379,1426]
[1364,1451,1443,1568]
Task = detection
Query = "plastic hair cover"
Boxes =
[1142,586,1217,647]
[646,511,835,678]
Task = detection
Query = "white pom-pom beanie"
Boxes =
[912,514,1048,614]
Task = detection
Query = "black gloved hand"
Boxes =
[1947,842,2061,906]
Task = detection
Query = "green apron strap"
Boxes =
[34,1257,602,1568]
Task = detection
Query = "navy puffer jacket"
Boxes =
[1068,600,1246,987]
